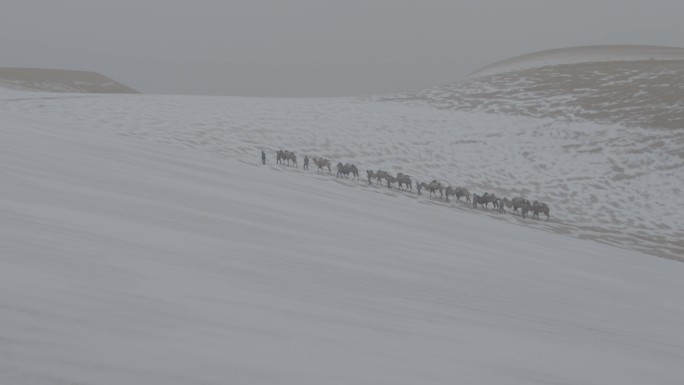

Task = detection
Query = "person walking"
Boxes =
[261,150,266,165]
[303,155,309,170]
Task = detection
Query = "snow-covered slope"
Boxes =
[382,45,684,129]
[0,68,139,94]
[1,90,681,261]
[1,89,684,384]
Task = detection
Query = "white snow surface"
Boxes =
[1,89,684,384]
[2,90,682,260]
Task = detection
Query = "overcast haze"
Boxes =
[2,0,683,97]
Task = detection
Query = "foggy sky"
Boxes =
[2,0,683,97]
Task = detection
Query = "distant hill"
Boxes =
[381,45,684,129]
[0,68,139,94]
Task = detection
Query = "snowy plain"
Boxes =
[1,88,684,384]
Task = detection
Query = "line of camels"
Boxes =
[274,150,550,221]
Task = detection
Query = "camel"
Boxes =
[374,170,391,185]
[473,192,498,209]
[445,186,469,203]
[336,162,348,178]
[503,197,531,217]
[312,157,332,173]
[348,164,360,180]
[276,150,297,166]
[445,186,458,203]
[366,170,377,185]
[449,186,470,203]
[420,180,444,199]
[337,162,359,180]
[531,201,550,221]
[396,173,412,191]
[284,151,297,167]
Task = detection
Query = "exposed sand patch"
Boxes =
[468,45,684,78]
[381,45,684,129]
[0,68,138,93]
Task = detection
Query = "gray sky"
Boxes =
[2,0,683,97]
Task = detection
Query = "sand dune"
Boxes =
[0,67,138,94]
[382,45,684,129]
[468,45,684,78]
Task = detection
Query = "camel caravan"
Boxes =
[268,149,551,221]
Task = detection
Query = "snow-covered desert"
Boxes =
[1,46,683,384]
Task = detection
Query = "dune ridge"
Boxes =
[468,45,684,78]
[380,45,684,129]
[0,67,139,94]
